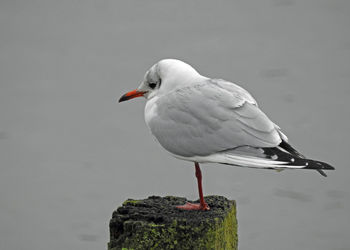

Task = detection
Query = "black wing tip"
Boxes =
[303,160,335,171]
[263,146,335,175]
[317,169,327,177]
[277,140,335,174]
[306,161,334,177]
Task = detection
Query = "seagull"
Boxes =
[119,59,335,211]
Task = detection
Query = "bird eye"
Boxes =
[148,82,157,89]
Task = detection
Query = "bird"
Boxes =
[119,59,335,211]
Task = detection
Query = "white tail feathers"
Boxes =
[222,152,305,169]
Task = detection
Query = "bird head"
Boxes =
[119,59,206,102]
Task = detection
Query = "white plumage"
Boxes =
[120,59,334,173]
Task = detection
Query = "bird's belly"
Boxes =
[144,97,159,130]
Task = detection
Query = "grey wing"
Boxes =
[148,79,282,157]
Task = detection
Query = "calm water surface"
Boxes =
[1,1,350,249]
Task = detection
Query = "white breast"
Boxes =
[144,96,159,131]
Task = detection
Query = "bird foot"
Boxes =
[176,202,210,211]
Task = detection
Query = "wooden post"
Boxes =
[108,195,237,250]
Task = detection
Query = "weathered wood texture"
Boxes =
[108,195,237,250]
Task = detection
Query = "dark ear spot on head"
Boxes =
[148,82,157,89]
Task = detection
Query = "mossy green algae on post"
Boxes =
[108,196,237,250]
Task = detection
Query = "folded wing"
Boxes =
[147,79,282,157]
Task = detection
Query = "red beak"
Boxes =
[118,89,146,103]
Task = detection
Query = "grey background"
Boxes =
[1,0,349,249]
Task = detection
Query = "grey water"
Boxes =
[1,1,349,249]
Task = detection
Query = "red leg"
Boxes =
[176,162,210,211]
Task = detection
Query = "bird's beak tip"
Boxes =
[118,94,128,103]
[118,89,145,103]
